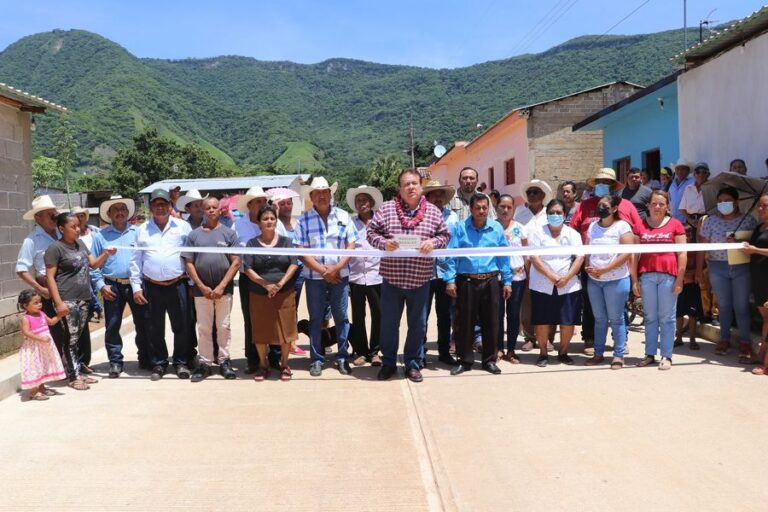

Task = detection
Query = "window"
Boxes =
[613,157,631,182]
[642,148,661,181]
[488,167,495,190]
[504,158,516,185]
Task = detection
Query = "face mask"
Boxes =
[597,204,612,219]
[717,201,734,215]
[547,214,564,227]
[594,184,611,197]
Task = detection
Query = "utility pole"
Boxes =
[409,111,416,170]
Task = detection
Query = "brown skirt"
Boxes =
[249,291,298,345]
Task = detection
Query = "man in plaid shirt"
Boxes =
[367,169,450,382]
[296,177,359,377]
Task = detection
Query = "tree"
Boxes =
[53,115,77,191]
[367,154,406,201]
[32,156,63,189]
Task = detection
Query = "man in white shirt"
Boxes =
[678,162,709,230]
[130,189,193,381]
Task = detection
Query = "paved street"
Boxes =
[1,291,767,511]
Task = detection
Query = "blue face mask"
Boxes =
[594,183,611,197]
[717,201,735,215]
[547,214,565,227]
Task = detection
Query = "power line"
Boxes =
[595,0,653,40]
[509,0,580,56]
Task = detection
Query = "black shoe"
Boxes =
[79,364,94,375]
[536,356,549,367]
[309,361,323,377]
[220,359,237,380]
[191,364,211,383]
[108,364,122,379]
[175,365,191,379]
[138,361,153,371]
[557,354,574,365]
[711,317,720,327]
[244,363,258,375]
[482,362,502,374]
[377,365,397,380]
[337,360,352,375]
[150,365,165,381]
[438,354,458,366]
[406,367,423,383]
[450,364,471,376]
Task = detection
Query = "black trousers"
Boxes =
[145,280,193,367]
[455,276,500,366]
[349,282,381,358]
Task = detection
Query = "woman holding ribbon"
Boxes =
[583,195,634,368]
[496,194,527,363]
[243,205,300,381]
[699,186,757,362]
[527,199,584,367]
[742,193,768,374]
[631,190,686,370]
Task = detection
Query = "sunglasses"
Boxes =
[526,189,543,196]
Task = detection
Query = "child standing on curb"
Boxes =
[18,289,66,401]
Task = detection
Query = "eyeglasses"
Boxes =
[526,189,543,196]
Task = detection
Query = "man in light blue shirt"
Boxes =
[668,160,695,222]
[296,177,358,377]
[130,189,193,381]
[444,193,512,375]
[92,196,150,377]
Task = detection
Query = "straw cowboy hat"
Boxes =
[346,185,384,212]
[520,179,554,203]
[301,177,338,203]
[267,187,300,204]
[23,195,58,221]
[236,186,269,213]
[70,206,89,216]
[99,195,136,223]
[586,168,623,192]
[176,189,210,212]
[671,158,694,171]
[421,179,456,203]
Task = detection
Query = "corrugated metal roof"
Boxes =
[0,82,68,113]
[673,5,768,63]
[139,174,312,194]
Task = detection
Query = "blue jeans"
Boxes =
[640,272,677,359]
[427,278,454,356]
[380,280,430,369]
[498,280,525,352]
[587,276,630,358]
[305,278,351,364]
[104,280,150,366]
[708,260,752,343]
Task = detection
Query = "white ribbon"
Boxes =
[113,242,738,258]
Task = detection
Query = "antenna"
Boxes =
[699,9,719,43]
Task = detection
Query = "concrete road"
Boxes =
[1,290,767,511]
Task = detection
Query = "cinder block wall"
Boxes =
[528,83,640,186]
[0,105,33,356]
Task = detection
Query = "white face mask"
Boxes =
[717,201,735,215]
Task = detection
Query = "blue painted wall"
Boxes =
[586,82,679,171]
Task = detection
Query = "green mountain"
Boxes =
[0,28,697,172]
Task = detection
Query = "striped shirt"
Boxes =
[367,198,450,290]
[295,206,358,280]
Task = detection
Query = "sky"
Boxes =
[0,0,764,68]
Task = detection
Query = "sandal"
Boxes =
[42,388,60,396]
[658,358,672,371]
[253,368,269,382]
[280,367,293,381]
[714,341,730,356]
[738,342,753,363]
[751,366,766,376]
[689,340,700,350]
[68,380,90,391]
[610,358,624,370]
[636,356,656,367]
[584,356,605,366]
[521,340,535,352]
[503,352,521,364]
[80,376,99,384]
[30,392,49,401]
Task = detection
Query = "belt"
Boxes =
[106,277,131,285]
[143,276,185,286]
[458,271,499,280]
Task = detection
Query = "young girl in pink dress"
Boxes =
[18,289,66,401]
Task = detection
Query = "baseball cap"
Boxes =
[150,188,171,203]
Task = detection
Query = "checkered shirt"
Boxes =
[295,206,359,280]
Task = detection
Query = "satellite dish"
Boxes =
[434,145,447,158]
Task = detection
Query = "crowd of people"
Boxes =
[14,160,768,399]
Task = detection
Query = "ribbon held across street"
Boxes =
[113,242,738,258]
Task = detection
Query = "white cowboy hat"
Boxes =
[23,195,58,221]
[301,177,338,204]
[421,179,456,203]
[585,168,623,192]
[672,158,694,171]
[236,186,269,213]
[520,179,554,204]
[176,189,210,212]
[346,185,384,212]
[99,195,136,223]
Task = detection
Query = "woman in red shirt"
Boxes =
[630,190,687,370]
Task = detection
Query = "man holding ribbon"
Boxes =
[367,169,450,383]
[130,188,194,381]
